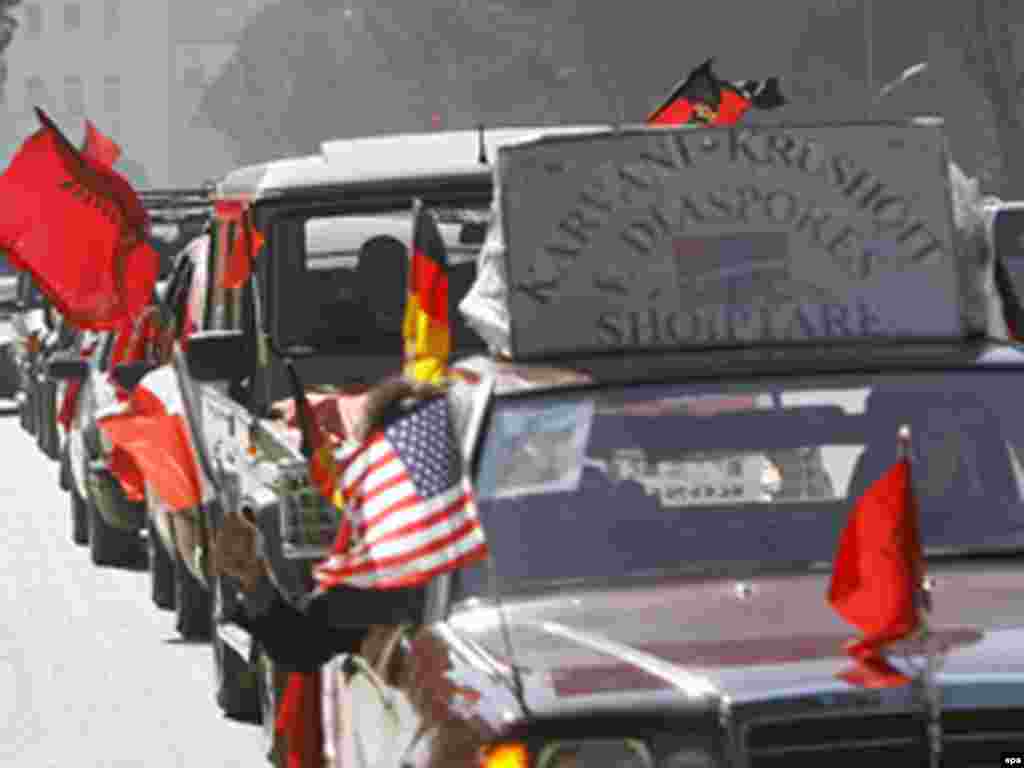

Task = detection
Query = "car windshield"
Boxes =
[272,208,488,357]
[452,369,1024,602]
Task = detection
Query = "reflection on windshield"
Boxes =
[476,400,594,499]
[456,372,1024,600]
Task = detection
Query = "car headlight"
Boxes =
[481,740,665,768]
[537,740,653,768]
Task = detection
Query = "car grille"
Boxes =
[745,709,1024,768]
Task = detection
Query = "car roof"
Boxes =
[214,125,610,201]
[456,342,1024,397]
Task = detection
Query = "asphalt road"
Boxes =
[0,406,268,768]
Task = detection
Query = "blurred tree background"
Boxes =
[194,1,1024,196]
[0,0,19,154]
[0,0,1009,196]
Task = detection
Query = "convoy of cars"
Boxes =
[12,117,1024,766]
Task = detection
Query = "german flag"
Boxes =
[285,359,338,502]
[647,58,786,127]
[402,203,450,384]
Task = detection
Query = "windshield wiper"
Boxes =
[925,546,1024,562]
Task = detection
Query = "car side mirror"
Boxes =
[46,355,90,381]
[184,329,250,383]
[112,361,159,392]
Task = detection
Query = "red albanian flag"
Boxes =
[827,456,924,687]
[0,108,158,330]
[647,58,786,126]
[215,200,264,290]
[97,365,205,513]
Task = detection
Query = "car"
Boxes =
[308,121,1024,767]
[45,189,215,570]
[48,328,151,564]
[10,272,56,437]
[143,232,216,633]
[173,124,606,741]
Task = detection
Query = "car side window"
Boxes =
[186,238,211,335]
[209,217,250,334]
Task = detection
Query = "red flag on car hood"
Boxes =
[827,456,924,687]
[0,108,157,330]
[97,365,204,512]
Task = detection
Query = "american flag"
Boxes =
[313,394,488,590]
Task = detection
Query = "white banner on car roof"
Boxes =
[485,122,989,360]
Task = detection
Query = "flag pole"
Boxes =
[900,424,942,768]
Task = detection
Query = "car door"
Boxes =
[169,228,235,584]
[148,237,214,560]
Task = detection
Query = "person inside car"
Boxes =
[307,234,408,354]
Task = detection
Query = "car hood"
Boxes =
[448,563,1024,717]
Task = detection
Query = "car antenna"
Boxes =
[477,123,488,165]
[487,555,532,717]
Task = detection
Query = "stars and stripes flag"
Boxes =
[314,394,488,590]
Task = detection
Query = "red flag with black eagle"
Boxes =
[827,451,924,687]
[0,108,158,330]
[285,359,339,502]
[647,58,786,126]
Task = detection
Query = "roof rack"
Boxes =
[139,186,214,223]
[139,185,212,204]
